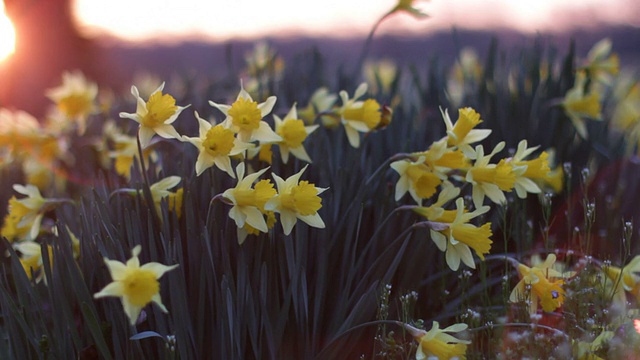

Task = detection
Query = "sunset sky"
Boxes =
[1,0,638,61]
[73,0,638,41]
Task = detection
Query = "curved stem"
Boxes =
[314,320,405,360]
[352,12,393,81]
[205,193,227,230]
[469,322,570,339]
[331,152,413,243]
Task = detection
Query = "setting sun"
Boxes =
[0,6,15,62]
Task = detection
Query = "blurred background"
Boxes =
[0,0,638,116]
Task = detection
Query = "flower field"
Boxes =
[1,3,640,359]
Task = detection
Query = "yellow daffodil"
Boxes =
[430,197,492,270]
[582,38,619,85]
[389,0,430,18]
[94,245,178,325]
[237,179,277,244]
[14,241,53,284]
[466,142,516,209]
[510,253,566,314]
[265,165,327,235]
[209,85,281,143]
[390,156,442,205]
[147,176,183,218]
[562,71,602,139]
[1,184,47,241]
[182,111,253,177]
[222,163,276,235]
[603,256,640,300]
[273,104,319,164]
[119,82,188,148]
[612,82,640,156]
[441,107,491,157]
[506,140,546,199]
[298,87,338,126]
[414,138,470,178]
[363,59,398,95]
[338,83,382,148]
[405,321,470,360]
[45,71,98,134]
[109,133,160,180]
[573,330,614,360]
[412,181,460,222]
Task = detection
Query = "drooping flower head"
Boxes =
[509,253,567,314]
[94,245,179,325]
[182,111,253,177]
[265,165,327,235]
[273,104,319,164]
[338,83,382,148]
[209,84,281,143]
[562,71,602,139]
[119,82,189,148]
[429,197,493,271]
[405,321,470,360]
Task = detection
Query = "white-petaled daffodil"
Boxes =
[273,104,318,164]
[119,82,189,148]
[182,111,253,177]
[265,165,326,235]
[94,245,178,325]
[209,85,281,143]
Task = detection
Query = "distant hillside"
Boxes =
[101,25,640,88]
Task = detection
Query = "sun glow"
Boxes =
[0,7,15,62]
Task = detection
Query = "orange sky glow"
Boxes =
[73,0,639,42]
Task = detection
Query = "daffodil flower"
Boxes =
[182,111,253,177]
[94,245,178,325]
[298,87,338,126]
[14,241,53,284]
[236,180,277,244]
[603,255,640,300]
[147,176,183,218]
[390,156,442,205]
[404,321,470,360]
[209,85,281,143]
[506,140,545,199]
[45,71,98,134]
[573,330,613,360]
[273,104,318,164]
[412,181,460,222]
[562,71,602,139]
[430,197,493,271]
[222,163,276,235]
[465,142,516,209]
[509,253,567,314]
[582,38,619,85]
[109,132,159,180]
[413,138,469,178]
[119,82,189,148]
[265,165,327,235]
[1,184,47,241]
[338,83,381,148]
[441,107,492,157]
